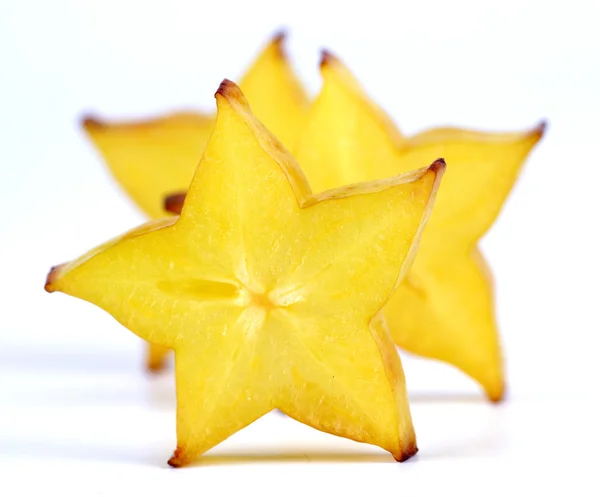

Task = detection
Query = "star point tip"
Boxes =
[80,114,104,131]
[532,119,548,138]
[44,265,60,293]
[429,158,447,175]
[394,444,419,462]
[319,49,337,69]
[167,447,187,468]
[486,380,506,403]
[272,28,287,45]
[146,361,165,374]
[215,79,243,101]
[164,192,186,215]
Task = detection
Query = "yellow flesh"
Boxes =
[82,33,309,370]
[47,80,444,465]
[294,54,544,401]
[83,38,544,400]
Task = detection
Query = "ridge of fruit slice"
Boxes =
[47,79,444,466]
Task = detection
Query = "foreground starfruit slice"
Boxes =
[46,80,444,465]
[292,52,545,402]
[83,31,309,372]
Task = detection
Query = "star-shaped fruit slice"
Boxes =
[292,52,546,401]
[46,80,445,465]
[83,31,309,372]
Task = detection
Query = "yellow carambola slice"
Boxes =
[46,80,444,466]
[84,38,544,400]
[294,52,545,401]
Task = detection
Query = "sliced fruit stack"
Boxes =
[45,32,545,466]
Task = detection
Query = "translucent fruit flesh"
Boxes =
[46,80,445,465]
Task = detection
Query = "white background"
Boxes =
[1,0,599,495]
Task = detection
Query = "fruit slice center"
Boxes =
[247,289,276,311]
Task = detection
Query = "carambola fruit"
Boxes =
[83,36,545,401]
[294,53,545,401]
[46,80,445,466]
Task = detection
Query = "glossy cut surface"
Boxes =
[47,80,444,466]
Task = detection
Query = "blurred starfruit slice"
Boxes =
[293,52,546,401]
[47,80,445,466]
[82,31,308,220]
